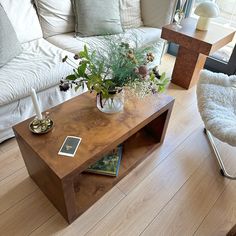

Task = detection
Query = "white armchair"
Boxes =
[197,70,236,179]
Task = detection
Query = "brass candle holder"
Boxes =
[29,112,54,134]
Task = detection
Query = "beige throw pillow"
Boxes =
[34,0,75,38]
[120,0,143,29]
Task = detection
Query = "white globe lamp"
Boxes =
[194,2,220,31]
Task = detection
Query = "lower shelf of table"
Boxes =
[73,127,161,216]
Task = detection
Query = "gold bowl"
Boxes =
[29,117,54,134]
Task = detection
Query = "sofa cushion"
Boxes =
[46,27,165,67]
[0,0,43,43]
[72,0,123,37]
[120,0,143,29]
[34,0,75,38]
[141,0,177,28]
[47,27,162,53]
[0,4,22,67]
[0,39,74,106]
[0,86,79,143]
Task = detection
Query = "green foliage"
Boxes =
[61,36,170,97]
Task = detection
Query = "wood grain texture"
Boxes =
[117,101,203,194]
[13,92,174,223]
[73,127,164,217]
[0,189,57,236]
[161,17,235,89]
[1,54,236,235]
[0,167,37,215]
[194,141,236,236]
[141,155,228,236]
[14,133,79,224]
[167,83,197,110]
[86,127,211,236]
[172,46,207,89]
[30,187,125,236]
[0,138,17,153]
[0,145,24,182]
[227,224,236,236]
[13,92,174,179]
[194,182,236,236]
[162,17,235,55]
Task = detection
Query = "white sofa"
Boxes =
[0,0,177,143]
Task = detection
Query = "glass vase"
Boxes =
[96,89,124,114]
[174,9,185,28]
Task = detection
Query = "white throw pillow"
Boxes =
[0,0,43,43]
[120,0,143,29]
[34,0,75,38]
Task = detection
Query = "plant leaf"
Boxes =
[66,74,77,81]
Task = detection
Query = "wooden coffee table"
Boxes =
[13,92,174,223]
[161,17,235,89]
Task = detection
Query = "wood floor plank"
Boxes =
[0,138,17,153]
[0,145,25,182]
[193,141,236,236]
[194,182,236,236]
[194,183,236,236]
[141,153,228,236]
[0,167,37,214]
[160,54,197,110]
[0,189,57,236]
[117,101,203,194]
[86,127,211,236]
[30,187,125,236]
[213,138,236,176]
[1,54,233,235]
[167,84,197,110]
[159,54,175,78]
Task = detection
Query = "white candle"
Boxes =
[30,88,43,120]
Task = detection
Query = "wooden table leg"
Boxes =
[172,46,207,89]
[15,134,78,224]
[145,101,174,143]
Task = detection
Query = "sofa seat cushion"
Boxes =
[0,86,80,143]
[47,27,162,53]
[0,39,74,106]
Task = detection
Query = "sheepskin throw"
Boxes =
[197,70,236,146]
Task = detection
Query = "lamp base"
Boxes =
[196,17,210,31]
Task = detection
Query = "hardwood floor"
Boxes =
[0,54,235,236]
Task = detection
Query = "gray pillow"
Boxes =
[0,4,22,68]
[73,0,123,37]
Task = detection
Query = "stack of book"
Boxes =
[85,145,123,177]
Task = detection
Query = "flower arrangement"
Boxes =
[60,37,170,112]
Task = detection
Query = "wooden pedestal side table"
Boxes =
[13,92,174,224]
[161,17,235,89]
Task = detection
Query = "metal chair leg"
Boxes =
[204,128,236,180]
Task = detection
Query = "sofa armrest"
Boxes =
[141,0,177,28]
